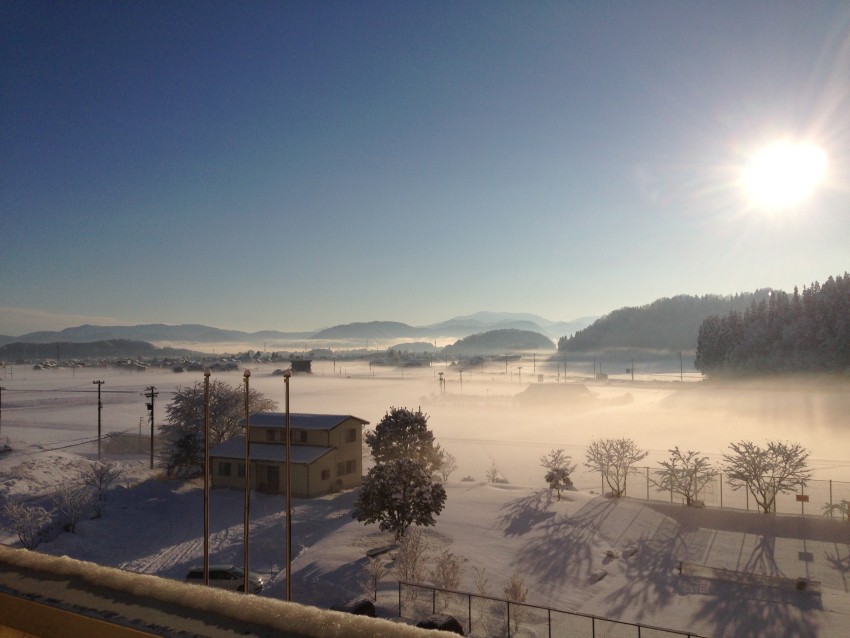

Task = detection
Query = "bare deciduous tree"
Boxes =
[2,500,51,549]
[584,438,648,497]
[485,462,500,483]
[503,572,529,634]
[430,548,466,593]
[51,484,94,533]
[653,447,718,506]
[160,381,277,478]
[723,440,812,513]
[394,527,428,591]
[79,461,124,517]
[540,449,577,501]
[437,450,458,482]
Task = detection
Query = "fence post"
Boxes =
[432,586,436,613]
[646,466,649,500]
[468,593,472,636]
[548,608,552,638]
[398,582,402,618]
[719,473,723,508]
[507,601,511,638]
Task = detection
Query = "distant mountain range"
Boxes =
[0,312,596,346]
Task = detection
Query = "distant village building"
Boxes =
[290,358,312,374]
[209,412,368,497]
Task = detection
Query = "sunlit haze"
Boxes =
[2,2,849,335]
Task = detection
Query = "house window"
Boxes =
[266,429,277,442]
[321,469,330,481]
[220,461,232,477]
[337,460,357,476]
[238,463,245,478]
[291,430,307,443]
[345,428,356,443]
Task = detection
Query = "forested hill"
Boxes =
[558,292,771,352]
[695,273,850,376]
[445,329,555,355]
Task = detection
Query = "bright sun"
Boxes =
[742,142,828,210]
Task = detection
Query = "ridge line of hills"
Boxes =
[0,289,788,355]
[0,312,595,346]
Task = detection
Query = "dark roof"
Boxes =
[242,412,369,431]
[210,436,333,464]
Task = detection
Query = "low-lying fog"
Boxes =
[3,359,849,506]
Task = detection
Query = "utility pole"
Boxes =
[283,369,292,602]
[93,380,105,460]
[144,386,158,469]
[203,370,211,587]
[0,386,5,439]
[243,369,251,595]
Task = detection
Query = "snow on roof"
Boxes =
[210,436,333,464]
[242,412,369,431]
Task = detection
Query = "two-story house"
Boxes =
[209,412,368,497]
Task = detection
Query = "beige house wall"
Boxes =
[211,416,365,497]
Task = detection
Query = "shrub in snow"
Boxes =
[394,528,428,597]
[79,461,124,517]
[2,500,52,549]
[360,555,388,602]
[540,448,577,501]
[429,549,467,603]
[503,572,529,634]
[51,483,95,533]
[485,462,500,483]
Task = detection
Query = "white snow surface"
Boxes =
[1,363,849,637]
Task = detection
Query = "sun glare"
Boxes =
[743,142,828,210]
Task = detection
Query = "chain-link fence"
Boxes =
[617,469,850,517]
[398,581,708,638]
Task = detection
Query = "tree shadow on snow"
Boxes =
[497,489,557,536]
[505,496,619,599]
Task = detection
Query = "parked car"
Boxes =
[185,565,266,593]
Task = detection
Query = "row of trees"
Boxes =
[695,273,850,376]
[541,438,816,514]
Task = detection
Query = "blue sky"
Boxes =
[2,1,848,335]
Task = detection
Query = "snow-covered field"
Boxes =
[1,363,849,636]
